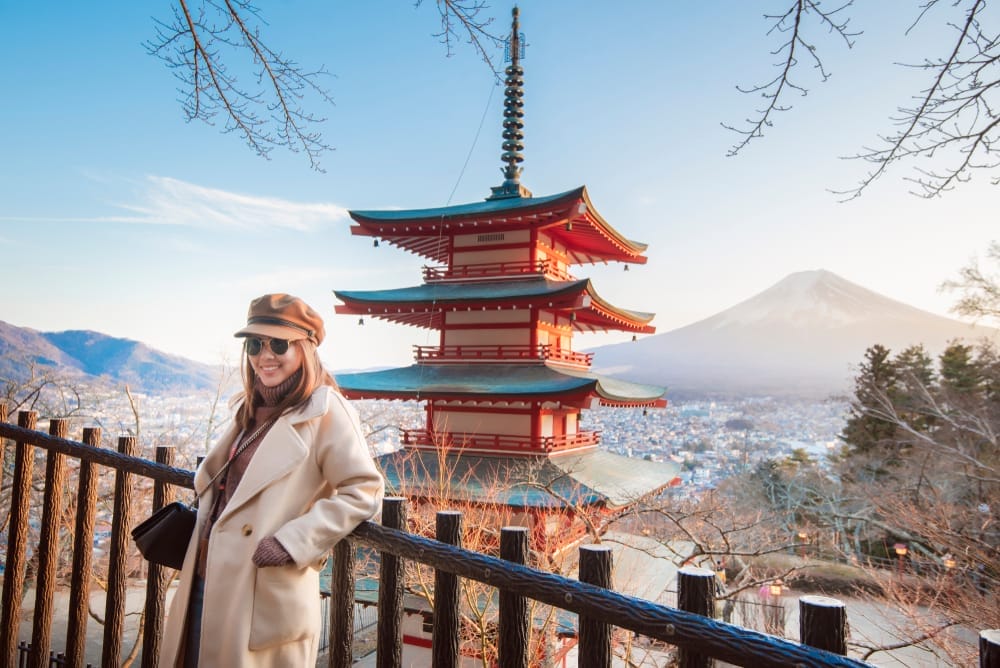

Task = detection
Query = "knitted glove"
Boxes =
[252,536,294,567]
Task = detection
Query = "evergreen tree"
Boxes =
[894,344,936,432]
[939,341,982,397]
[975,341,1000,404]
[895,344,935,387]
[840,344,900,466]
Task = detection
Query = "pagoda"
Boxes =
[334,8,679,555]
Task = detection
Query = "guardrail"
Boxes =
[399,428,600,454]
[422,259,575,282]
[1,407,996,667]
[413,344,593,367]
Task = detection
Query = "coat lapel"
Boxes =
[216,388,330,520]
[218,418,308,520]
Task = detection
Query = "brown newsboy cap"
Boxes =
[234,294,325,345]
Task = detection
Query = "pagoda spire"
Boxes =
[488,6,532,200]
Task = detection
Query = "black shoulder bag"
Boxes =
[131,419,275,570]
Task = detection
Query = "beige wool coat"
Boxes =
[159,386,385,667]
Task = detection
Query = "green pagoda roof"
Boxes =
[377,448,681,509]
[335,363,666,405]
[336,277,587,304]
[351,187,583,223]
[348,186,649,265]
[334,277,656,333]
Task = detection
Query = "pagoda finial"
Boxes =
[488,6,532,200]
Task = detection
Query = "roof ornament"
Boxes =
[488,6,533,200]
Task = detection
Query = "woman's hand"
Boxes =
[252,536,294,567]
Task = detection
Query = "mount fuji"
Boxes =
[588,270,999,397]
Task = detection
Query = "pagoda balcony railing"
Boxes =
[413,344,593,367]
[422,259,575,282]
[399,428,601,454]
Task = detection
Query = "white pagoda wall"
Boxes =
[442,310,531,347]
[452,229,530,266]
[432,410,531,436]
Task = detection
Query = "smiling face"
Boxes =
[246,337,304,387]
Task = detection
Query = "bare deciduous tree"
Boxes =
[420,0,505,74]
[942,240,1000,324]
[147,0,338,170]
[148,1,503,171]
[830,340,999,663]
[724,1,859,157]
[148,2,999,193]
[729,1,999,198]
[843,0,1000,198]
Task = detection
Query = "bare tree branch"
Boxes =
[941,240,1000,324]
[147,1,503,170]
[725,1,858,156]
[147,0,337,170]
[837,0,1000,198]
[855,621,963,661]
[420,0,505,76]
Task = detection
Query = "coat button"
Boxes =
[241,524,253,536]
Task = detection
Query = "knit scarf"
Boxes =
[229,370,302,457]
[197,369,303,578]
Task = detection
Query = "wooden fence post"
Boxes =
[0,410,37,665]
[981,630,1000,668]
[329,537,355,668]
[433,511,462,668]
[0,403,7,486]
[579,545,613,668]
[141,445,176,668]
[102,435,137,667]
[377,497,406,668]
[800,595,847,655]
[678,566,716,668]
[28,418,68,668]
[499,527,529,668]
[65,426,101,668]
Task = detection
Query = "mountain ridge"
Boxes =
[3,270,996,398]
[588,270,998,398]
[0,321,221,393]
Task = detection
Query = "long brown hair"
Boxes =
[235,339,338,431]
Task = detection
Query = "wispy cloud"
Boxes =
[0,176,350,231]
[117,176,349,230]
[0,215,150,224]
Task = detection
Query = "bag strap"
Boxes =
[193,417,276,508]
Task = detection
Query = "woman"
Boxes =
[160,293,385,666]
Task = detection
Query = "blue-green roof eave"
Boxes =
[334,364,665,403]
[334,277,656,325]
[335,277,588,306]
[349,187,585,223]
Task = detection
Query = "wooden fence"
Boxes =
[1,407,998,667]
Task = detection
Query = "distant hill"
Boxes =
[0,320,221,393]
[588,270,999,398]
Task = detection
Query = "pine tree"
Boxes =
[939,341,982,397]
[840,344,900,468]
[894,344,936,432]
[974,341,1000,404]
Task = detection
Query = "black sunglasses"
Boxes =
[245,337,291,356]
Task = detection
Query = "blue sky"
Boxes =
[1,2,995,371]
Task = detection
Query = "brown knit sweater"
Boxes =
[195,372,300,577]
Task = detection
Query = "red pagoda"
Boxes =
[334,8,678,555]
